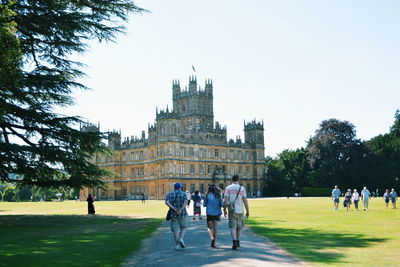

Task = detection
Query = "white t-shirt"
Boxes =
[224,183,247,214]
[352,192,359,201]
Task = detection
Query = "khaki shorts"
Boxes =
[170,216,186,232]
[228,212,244,230]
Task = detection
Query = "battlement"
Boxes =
[156,106,180,120]
[172,76,213,97]
[244,119,264,131]
[80,122,99,132]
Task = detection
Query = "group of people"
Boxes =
[165,175,250,251]
[331,185,398,211]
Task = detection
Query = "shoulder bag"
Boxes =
[228,185,241,212]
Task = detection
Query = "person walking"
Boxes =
[203,185,224,248]
[390,188,397,209]
[223,175,250,250]
[383,189,390,208]
[344,189,352,211]
[352,189,359,211]
[331,185,341,211]
[185,190,191,207]
[87,194,95,215]
[361,186,371,211]
[192,191,203,220]
[165,182,188,251]
[141,192,145,204]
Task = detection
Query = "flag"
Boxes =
[192,65,196,72]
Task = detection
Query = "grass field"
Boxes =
[0,200,165,267]
[1,198,399,266]
[248,197,400,266]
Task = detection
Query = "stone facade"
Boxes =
[81,76,265,200]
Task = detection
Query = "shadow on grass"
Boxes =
[0,215,162,267]
[247,219,388,264]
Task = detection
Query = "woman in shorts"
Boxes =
[383,189,390,208]
[203,185,224,248]
[352,189,359,211]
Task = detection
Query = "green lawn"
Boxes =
[1,198,399,266]
[0,201,165,267]
[247,197,400,266]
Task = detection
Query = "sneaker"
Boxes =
[232,240,238,250]
[175,245,180,251]
[193,217,196,220]
[178,239,185,248]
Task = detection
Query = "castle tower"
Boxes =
[108,130,121,149]
[244,120,264,148]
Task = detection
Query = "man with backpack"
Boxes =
[223,175,250,250]
[165,182,188,250]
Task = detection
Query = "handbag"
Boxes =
[228,185,241,212]
[166,192,179,221]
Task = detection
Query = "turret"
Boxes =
[108,130,121,148]
[205,79,213,94]
[244,119,264,147]
[172,79,180,97]
[189,75,197,93]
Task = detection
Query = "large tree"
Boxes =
[307,118,365,188]
[0,1,143,187]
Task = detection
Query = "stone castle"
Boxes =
[81,76,265,200]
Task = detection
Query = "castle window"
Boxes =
[190,164,195,174]
[230,166,235,175]
[171,124,177,135]
[131,152,134,161]
[200,164,205,174]
[160,146,164,156]
[189,147,194,156]
[161,164,165,175]
[180,147,185,156]
[215,149,219,158]
[246,166,250,176]
[180,164,185,174]
[230,150,234,159]
[222,165,226,174]
[245,151,250,160]
[122,169,126,177]
[238,166,242,174]
[237,151,242,160]
[131,168,135,177]
[140,151,144,160]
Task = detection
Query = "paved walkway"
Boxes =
[123,204,306,267]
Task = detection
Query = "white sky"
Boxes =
[63,0,400,157]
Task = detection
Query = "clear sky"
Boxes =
[63,0,400,157]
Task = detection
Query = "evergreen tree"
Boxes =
[0,1,144,187]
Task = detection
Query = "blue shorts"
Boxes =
[392,198,396,203]
[385,198,389,203]
[333,198,339,203]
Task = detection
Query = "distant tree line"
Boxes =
[264,110,400,196]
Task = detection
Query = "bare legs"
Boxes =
[207,220,219,247]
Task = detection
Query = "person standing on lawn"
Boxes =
[390,188,397,209]
[361,186,371,211]
[223,175,250,250]
[165,182,188,251]
[331,185,341,211]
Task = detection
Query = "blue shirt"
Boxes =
[332,189,341,199]
[166,190,187,217]
[203,193,223,216]
[390,192,397,198]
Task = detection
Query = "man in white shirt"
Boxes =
[361,186,371,211]
[223,175,250,250]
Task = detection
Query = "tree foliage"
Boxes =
[264,113,400,196]
[0,0,144,188]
